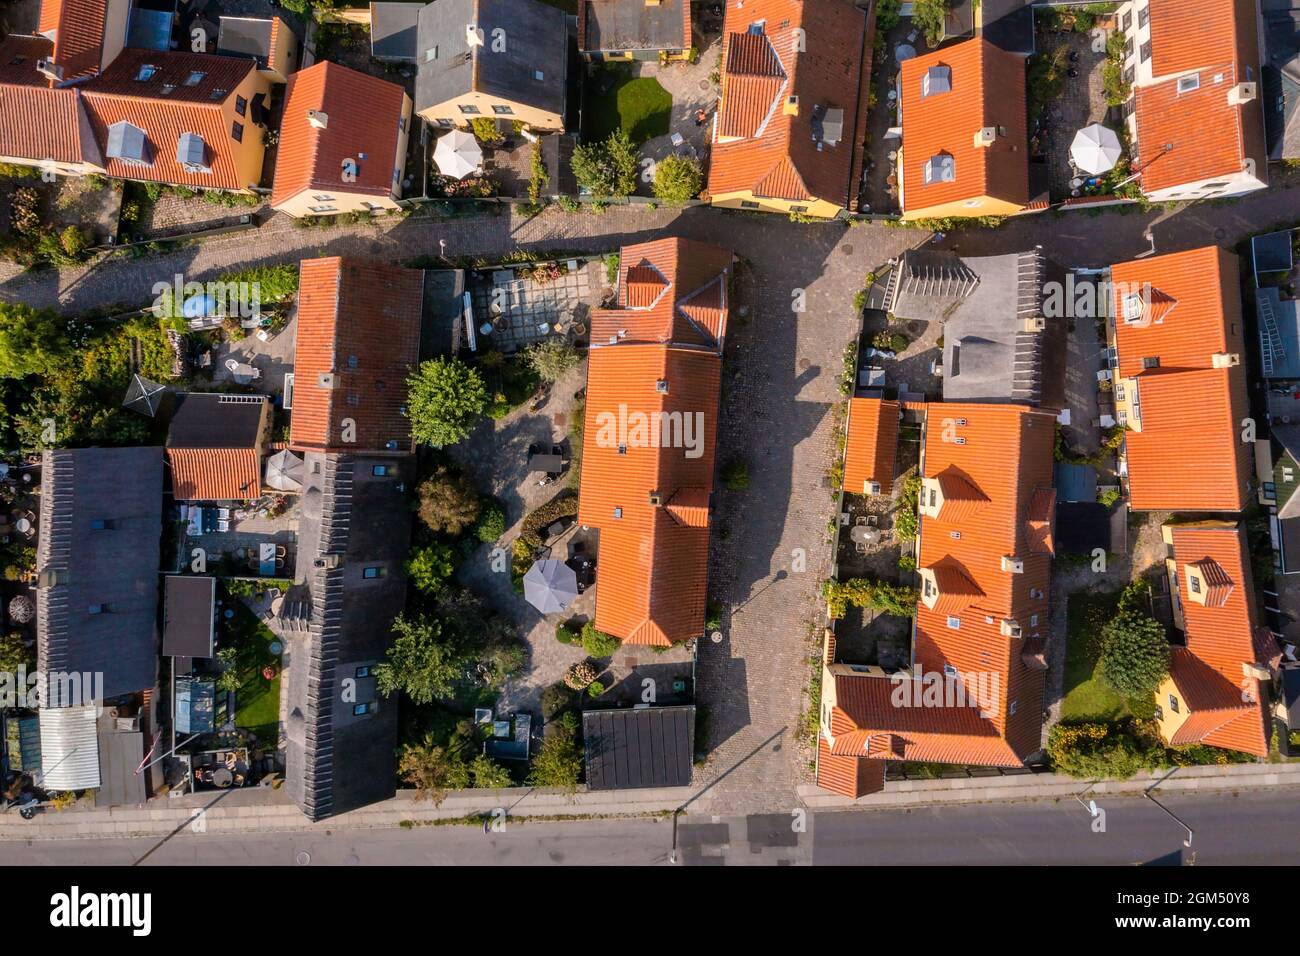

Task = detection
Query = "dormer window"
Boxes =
[924,153,955,184]
[185,70,206,86]
[1122,292,1145,322]
[135,64,158,81]
[921,65,951,99]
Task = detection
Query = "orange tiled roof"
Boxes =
[899,38,1028,214]
[167,447,261,501]
[1133,0,1266,194]
[815,730,885,798]
[578,239,731,646]
[1110,246,1250,511]
[289,257,425,455]
[272,61,408,207]
[707,0,873,209]
[1166,524,1269,757]
[40,0,109,83]
[0,38,100,165]
[842,397,899,495]
[80,49,261,190]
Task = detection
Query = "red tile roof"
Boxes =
[707,0,873,209]
[289,257,425,455]
[80,49,261,190]
[1133,0,1267,194]
[899,38,1029,214]
[1166,523,1270,757]
[815,731,885,798]
[42,0,109,83]
[272,61,408,207]
[1110,246,1250,511]
[579,239,731,646]
[842,397,899,495]
[0,38,99,165]
[167,447,261,501]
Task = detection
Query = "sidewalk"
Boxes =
[798,762,1300,810]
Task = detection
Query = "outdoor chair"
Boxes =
[856,543,869,555]
[224,359,240,372]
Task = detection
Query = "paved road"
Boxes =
[7,791,1299,865]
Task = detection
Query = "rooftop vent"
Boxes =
[36,57,63,81]
[307,109,328,129]
[924,153,955,184]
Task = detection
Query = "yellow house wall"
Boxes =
[222,71,274,190]
[417,92,563,132]
[709,189,843,219]
[266,18,299,83]
[901,194,1025,221]
[1155,674,1190,745]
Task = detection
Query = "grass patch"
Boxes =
[1061,589,1137,722]
[583,68,672,145]
[236,674,280,743]
[223,595,282,743]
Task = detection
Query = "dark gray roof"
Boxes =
[217,16,275,65]
[580,0,688,53]
[1263,6,1300,159]
[980,0,1035,56]
[94,718,146,807]
[583,705,694,790]
[888,249,979,322]
[371,2,422,61]
[37,447,164,700]
[162,575,215,658]
[415,0,567,118]
[539,133,577,195]
[166,392,266,449]
[284,453,412,820]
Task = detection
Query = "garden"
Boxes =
[582,65,672,146]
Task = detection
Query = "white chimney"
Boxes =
[37,58,64,82]
[1229,81,1256,105]
[466,24,485,47]
[307,109,328,129]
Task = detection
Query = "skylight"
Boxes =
[924,153,955,184]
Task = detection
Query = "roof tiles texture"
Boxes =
[167,448,261,501]
[843,397,899,495]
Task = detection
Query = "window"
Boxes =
[1142,356,1160,369]
[90,518,114,530]
[617,444,627,455]
[398,116,407,132]
[1177,73,1200,94]
[1203,181,1229,189]
[235,95,247,117]
[1115,383,1126,402]
[492,105,514,115]
[1030,614,1039,627]
[950,530,961,539]
[1121,10,1131,31]
[372,465,390,477]
[923,578,936,598]
[1124,37,1133,59]
[1154,704,1163,720]
[135,64,158,81]
[1190,575,1201,594]
[1168,694,1180,714]
[312,194,336,202]
[185,71,206,86]
[1138,4,1149,28]
[790,205,808,213]
[459,104,481,115]
[88,603,109,614]
[231,121,244,142]
[924,153,956,184]
[308,205,337,213]
[946,616,961,630]
[353,703,376,716]
[209,88,227,101]
[160,84,176,95]
[943,664,958,678]
[740,200,760,209]
[1140,40,1151,63]
[436,118,454,128]
[1123,65,1135,86]
[928,489,937,507]
[363,566,386,579]
[356,665,371,678]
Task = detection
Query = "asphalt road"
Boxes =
[6,790,1299,866]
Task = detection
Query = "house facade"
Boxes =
[1115,0,1268,201]
[706,0,874,218]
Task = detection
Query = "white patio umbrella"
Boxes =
[433,129,484,180]
[1069,123,1123,175]
[523,559,579,615]
[264,449,305,492]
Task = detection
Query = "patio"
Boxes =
[180,496,299,579]
[1032,25,1116,201]
[469,259,605,353]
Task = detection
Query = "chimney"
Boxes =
[784,95,799,116]
[317,372,339,389]
[1229,81,1256,105]
[649,491,663,505]
[973,126,997,148]
[1212,351,1241,368]
[307,109,328,129]
[466,24,485,47]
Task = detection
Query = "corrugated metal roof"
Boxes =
[39,705,101,792]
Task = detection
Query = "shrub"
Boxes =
[541,681,575,719]
[555,624,578,645]
[1098,608,1169,698]
[471,117,505,146]
[529,711,582,790]
[823,578,919,620]
[913,0,950,46]
[721,457,749,491]
[580,622,620,658]
[470,753,513,789]
[406,543,457,593]
[898,554,917,573]
[570,129,639,199]
[474,500,506,542]
[1047,721,1152,779]
[652,154,703,203]
[407,357,488,446]
[587,680,606,698]
[524,338,580,383]
[416,465,482,535]
[563,659,598,690]
[894,475,921,543]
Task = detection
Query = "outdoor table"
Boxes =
[529,453,563,474]
[15,517,31,534]
[850,525,881,547]
[259,542,276,576]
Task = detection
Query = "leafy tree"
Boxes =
[470,116,505,146]
[913,0,950,47]
[1098,608,1169,698]
[407,357,488,446]
[482,640,528,688]
[0,303,68,380]
[529,711,582,790]
[540,681,575,719]
[524,339,581,384]
[406,543,457,593]
[823,578,919,619]
[0,631,33,673]
[570,129,639,199]
[473,501,506,543]
[398,737,471,805]
[470,754,513,789]
[652,154,703,203]
[376,614,464,704]
[1047,721,1153,779]
[416,465,482,535]
[581,622,620,658]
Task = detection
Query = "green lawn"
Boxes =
[236,675,280,745]
[1061,589,1134,721]
[584,69,673,145]
[222,594,282,745]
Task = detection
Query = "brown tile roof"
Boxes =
[289,257,425,455]
[578,239,731,646]
[1110,246,1250,511]
[0,38,100,165]
[842,397,899,495]
[80,49,261,190]
[1133,0,1266,194]
[815,732,885,798]
[706,0,873,209]
[272,61,408,207]
[167,447,261,501]
[1166,523,1269,757]
[899,38,1028,214]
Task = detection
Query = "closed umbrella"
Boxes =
[1069,123,1123,175]
[433,129,484,180]
[523,559,579,614]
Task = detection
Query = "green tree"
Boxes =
[398,737,471,805]
[0,303,68,380]
[470,753,513,789]
[470,116,505,146]
[652,154,703,203]
[529,712,582,790]
[416,464,482,535]
[1047,721,1154,779]
[473,501,506,543]
[0,631,33,673]
[524,338,581,384]
[570,129,639,199]
[1098,609,1170,698]
[913,0,950,47]
[407,357,488,446]
[376,614,463,704]
[581,622,620,658]
[406,543,457,593]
